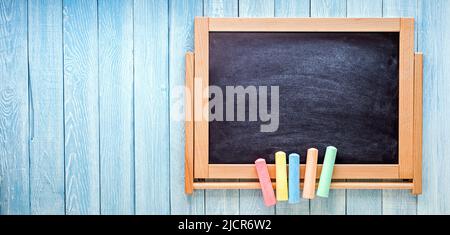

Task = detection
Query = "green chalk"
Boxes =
[317,146,337,198]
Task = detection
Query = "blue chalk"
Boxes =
[288,153,300,204]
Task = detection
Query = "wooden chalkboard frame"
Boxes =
[185,18,422,195]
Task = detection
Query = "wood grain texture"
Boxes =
[276,200,309,215]
[275,0,310,17]
[383,189,416,214]
[208,18,401,32]
[194,181,414,190]
[382,0,418,215]
[310,190,346,214]
[239,0,275,17]
[398,18,414,179]
[347,0,382,17]
[418,0,450,214]
[134,0,170,214]
[28,0,64,215]
[311,0,346,17]
[274,0,310,215]
[63,0,99,215]
[205,180,239,215]
[0,0,30,215]
[383,0,418,17]
[193,17,209,178]
[3,0,450,215]
[347,189,382,215]
[204,0,239,215]
[209,164,401,179]
[169,0,205,215]
[238,0,275,215]
[99,0,134,215]
[240,190,274,215]
[185,52,194,195]
[345,0,383,216]
[309,0,346,215]
[204,0,238,17]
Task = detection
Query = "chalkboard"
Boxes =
[209,32,399,164]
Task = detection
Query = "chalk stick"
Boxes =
[255,158,276,207]
[288,153,300,204]
[275,151,288,201]
[317,146,337,198]
[302,148,318,199]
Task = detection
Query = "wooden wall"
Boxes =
[1,0,449,215]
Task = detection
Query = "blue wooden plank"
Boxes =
[204,0,238,17]
[345,0,383,216]
[63,0,100,215]
[311,0,346,17]
[0,0,29,215]
[275,0,310,17]
[382,0,418,215]
[205,181,239,215]
[383,0,418,17]
[347,0,382,17]
[204,0,239,215]
[274,0,310,215]
[99,0,134,215]
[383,190,416,214]
[310,190,346,214]
[169,0,205,215]
[239,0,275,17]
[346,0,384,215]
[134,0,170,214]
[309,0,346,215]
[418,0,450,214]
[28,0,65,215]
[347,190,381,215]
[276,198,310,215]
[240,190,278,215]
[238,0,276,215]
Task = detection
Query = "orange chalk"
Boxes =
[302,148,318,199]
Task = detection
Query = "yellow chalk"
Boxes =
[275,151,288,201]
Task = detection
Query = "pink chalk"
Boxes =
[255,158,276,207]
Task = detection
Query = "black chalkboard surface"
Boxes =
[209,32,399,164]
